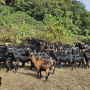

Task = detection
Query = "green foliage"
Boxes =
[0,0,90,44]
[83,36,90,43]
[14,0,27,11]
[12,0,90,35]
[0,9,44,44]
[0,6,14,16]
[13,0,70,20]
[43,14,75,43]
[70,0,90,35]
[0,0,4,3]
[0,10,43,28]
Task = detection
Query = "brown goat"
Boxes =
[38,55,56,74]
[28,53,53,81]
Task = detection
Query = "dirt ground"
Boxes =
[0,63,90,90]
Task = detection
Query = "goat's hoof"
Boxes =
[6,70,8,72]
[15,69,17,71]
[45,80,47,82]
[30,67,32,70]
[20,66,23,68]
[40,75,43,78]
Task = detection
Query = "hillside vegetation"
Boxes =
[0,0,90,44]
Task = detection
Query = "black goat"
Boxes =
[75,42,85,50]
[72,54,85,70]
[83,52,90,68]
[0,48,12,72]
[39,52,50,59]
[28,37,42,52]
[5,49,30,71]
[22,49,40,70]
[50,50,73,69]
[72,47,80,55]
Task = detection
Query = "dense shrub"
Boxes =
[0,0,90,44]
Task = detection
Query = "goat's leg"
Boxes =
[16,61,20,69]
[79,62,81,69]
[45,69,50,81]
[86,62,88,69]
[52,66,55,74]
[83,61,85,68]
[87,62,89,68]
[52,61,57,74]
[72,62,74,71]
[51,66,54,74]
[30,61,34,70]
[10,60,14,69]
[37,69,40,78]
[37,72,39,78]
[86,62,89,69]
[0,62,1,70]
[55,62,58,68]
[67,62,71,68]
[78,62,80,66]
[75,62,76,69]
[14,60,20,71]
[64,62,66,66]
[21,62,25,68]
[6,60,10,72]
[72,64,74,71]
[59,62,61,69]
[40,70,42,78]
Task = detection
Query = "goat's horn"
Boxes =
[27,48,31,50]
[83,49,86,51]
[5,43,11,45]
[40,42,42,44]
[5,44,9,46]
[9,48,13,50]
[5,43,12,46]
[30,52,33,55]
[84,45,87,48]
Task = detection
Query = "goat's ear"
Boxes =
[9,48,13,50]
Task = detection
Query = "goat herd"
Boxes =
[0,37,90,85]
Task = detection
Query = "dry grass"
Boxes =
[0,63,90,90]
